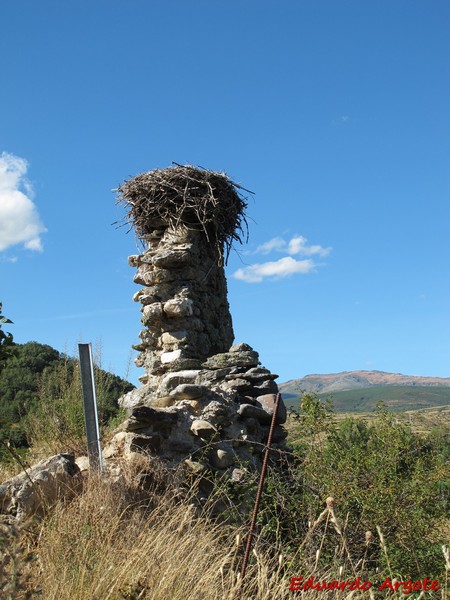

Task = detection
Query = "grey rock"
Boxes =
[257,393,287,424]
[163,298,194,318]
[210,447,235,469]
[121,417,155,432]
[128,255,142,267]
[201,400,234,426]
[222,422,247,446]
[260,425,288,443]
[141,302,163,325]
[75,456,90,473]
[196,367,237,384]
[168,439,195,453]
[132,343,146,352]
[229,342,253,353]
[237,403,271,425]
[102,431,128,458]
[128,433,162,453]
[128,405,179,425]
[160,330,188,345]
[168,358,203,371]
[0,454,81,520]
[161,350,183,364]
[190,419,218,439]
[202,350,259,369]
[221,378,254,394]
[240,367,279,382]
[133,264,155,286]
[170,384,208,400]
[237,395,257,405]
[150,396,177,408]
[134,353,145,368]
[152,250,191,269]
[183,459,208,475]
[253,379,279,396]
[159,370,201,395]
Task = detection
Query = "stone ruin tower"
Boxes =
[109,165,287,474]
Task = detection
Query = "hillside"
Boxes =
[0,341,134,456]
[280,370,450,412]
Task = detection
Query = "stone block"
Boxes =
[210,447,235,469]
[163,298,194,318]
[159,370,201,395]
[170,384,208,400]
[133,265,155,286]
[221,378,254,394]
[128,405,179,426]
[229,342,253,353]
[190,419,218,439]
[161,330,188,345]
[237,403,271,425]
[141,302,163,325]
[161,350,183,363]
[152,250,191,269]
[253,379,279,396]
[128,255,142,267]
[150,396,177,408]
[240,367,279,382]
[128,433,162,453]
[0,454,81,520]
[202,350,259,369]
[256,393,287,424]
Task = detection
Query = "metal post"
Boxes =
[237,392,282,598]
[78,343,103,473]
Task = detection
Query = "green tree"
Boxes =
[0,341,134,457]
[0,302,14,369]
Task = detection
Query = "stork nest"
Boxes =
[116,165,250,264]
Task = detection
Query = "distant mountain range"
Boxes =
[279,370,450,412]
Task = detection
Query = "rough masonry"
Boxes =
[106,166,288,477]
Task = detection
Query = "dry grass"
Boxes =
[2,456,446,600]
[19,461,287,600]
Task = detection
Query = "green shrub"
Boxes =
[0,341,132,458]
[25,350,131,455]
[253,394,448,581]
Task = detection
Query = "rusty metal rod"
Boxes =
[237,392,282,596]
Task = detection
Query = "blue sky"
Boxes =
[1,1,449,385]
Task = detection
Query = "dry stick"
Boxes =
[237,393,282,599]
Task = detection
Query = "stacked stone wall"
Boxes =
[110,168,288,478]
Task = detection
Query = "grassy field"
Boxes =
[283,385,450,413]
[286,403,450,444]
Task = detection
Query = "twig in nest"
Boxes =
[116,164,251,265]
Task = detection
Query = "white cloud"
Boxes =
[234,233,331,283]
[0,152,47,252]
[234,256,315,283]
[255,236,286,254]
[286,235,331,257]
[255,234,330,258]
[0,255,18,264]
